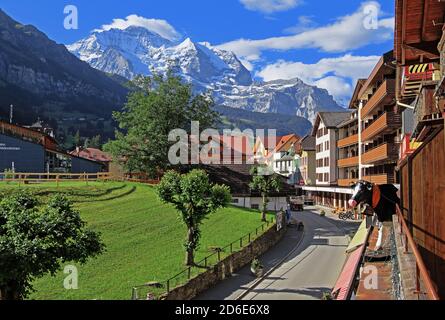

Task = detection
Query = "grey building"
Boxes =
[0,120,104,174]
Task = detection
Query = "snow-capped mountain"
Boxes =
[68,26,343,123]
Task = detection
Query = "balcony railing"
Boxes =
[362,112,402,142]
[361,79,395,119]
[338,178,358,187]
[337,156,359,168]
[337,134,359,148]
[413,85,443,139]
[362,173,395,185]
[362,143,398,165]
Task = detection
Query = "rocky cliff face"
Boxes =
[0,9,127,122]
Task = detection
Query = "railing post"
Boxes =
[404,234,409,253]
[217,250,221,262]
[187,267,191,279]
[230,243,233,253]
[415,263,421,296]
[240,237,243,248]
[248,233,251,243]
[166,280,170,293]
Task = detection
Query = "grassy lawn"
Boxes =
[0,181,273,300]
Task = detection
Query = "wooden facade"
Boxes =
[399,127,445,298]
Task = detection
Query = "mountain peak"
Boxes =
[67,24,342,123]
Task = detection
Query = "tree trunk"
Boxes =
[185,227,195,266]
[0,282,20,300]
[261,193,267,222]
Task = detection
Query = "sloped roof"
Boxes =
[311,111,352,136]
[183,164,296,197]
[69,148,112,163]
[299,135,315,151]
[275,134,300,153]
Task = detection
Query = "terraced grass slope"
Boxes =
[0,181,270,300]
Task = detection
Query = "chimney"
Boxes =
[76,146,80,155]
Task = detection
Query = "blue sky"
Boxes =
[0,0,395,104]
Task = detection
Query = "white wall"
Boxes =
[231,196,288,212]
[316,121,330,185]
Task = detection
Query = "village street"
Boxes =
[196,208,360,300]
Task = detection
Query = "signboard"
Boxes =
[0,143,21,151]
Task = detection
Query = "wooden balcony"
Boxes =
[362,143,398,165]
[337,134,359,148]
[338,178,358,187]
[361,79,395,119]
[361,112,402,142]
[363,173,395,185]
[337,156,359,168]
[413,84,444,141]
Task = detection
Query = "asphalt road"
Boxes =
[196,207,359,300]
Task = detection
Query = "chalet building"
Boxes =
[334,0,445,301]
[270,134,300,178]
[302,111,354,208]
[69,147,113,171]
[0,120,105,174]
[295,135,316,186]
[194,164,296,212]
[394,0,445,299]
[357,51,401,184]
[336,109,360,187]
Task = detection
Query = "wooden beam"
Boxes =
[422,0,429,41]
[402,0,407,65]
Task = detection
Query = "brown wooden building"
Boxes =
[395,0,445,299]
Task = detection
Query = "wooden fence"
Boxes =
[399,126,445,298]
[0,172,111,186]
[0,172,161,186]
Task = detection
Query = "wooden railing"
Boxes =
[337,156,359,168]
[395,205,440,300]
[362,112,402,142]
[361,79,395,119]
[362,173,395,185]
[0,172,111,185]
[337,178,358,187]
[337,134,359,148]
[362,143,398,164]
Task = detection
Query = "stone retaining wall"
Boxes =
[161,218,287,300]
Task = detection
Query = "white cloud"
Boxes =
[218,1,394,62]
[283,16,317,34]
[257,54,380,102]
[240,0,301,13]
[314,76,352,99]
[94,14,181,41]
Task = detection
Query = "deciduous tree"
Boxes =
[249,166,282,222]
[157,170,231,266]
[0,191,104,300]
[104,73,218,178]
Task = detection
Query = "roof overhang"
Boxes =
[395,0,445,66]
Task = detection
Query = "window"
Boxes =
[324,127,328,135]
[324,157,329,167]
[251,204,260,210]
[232,198,239,204]
[325,141,330,151]
[324,173,329,182]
